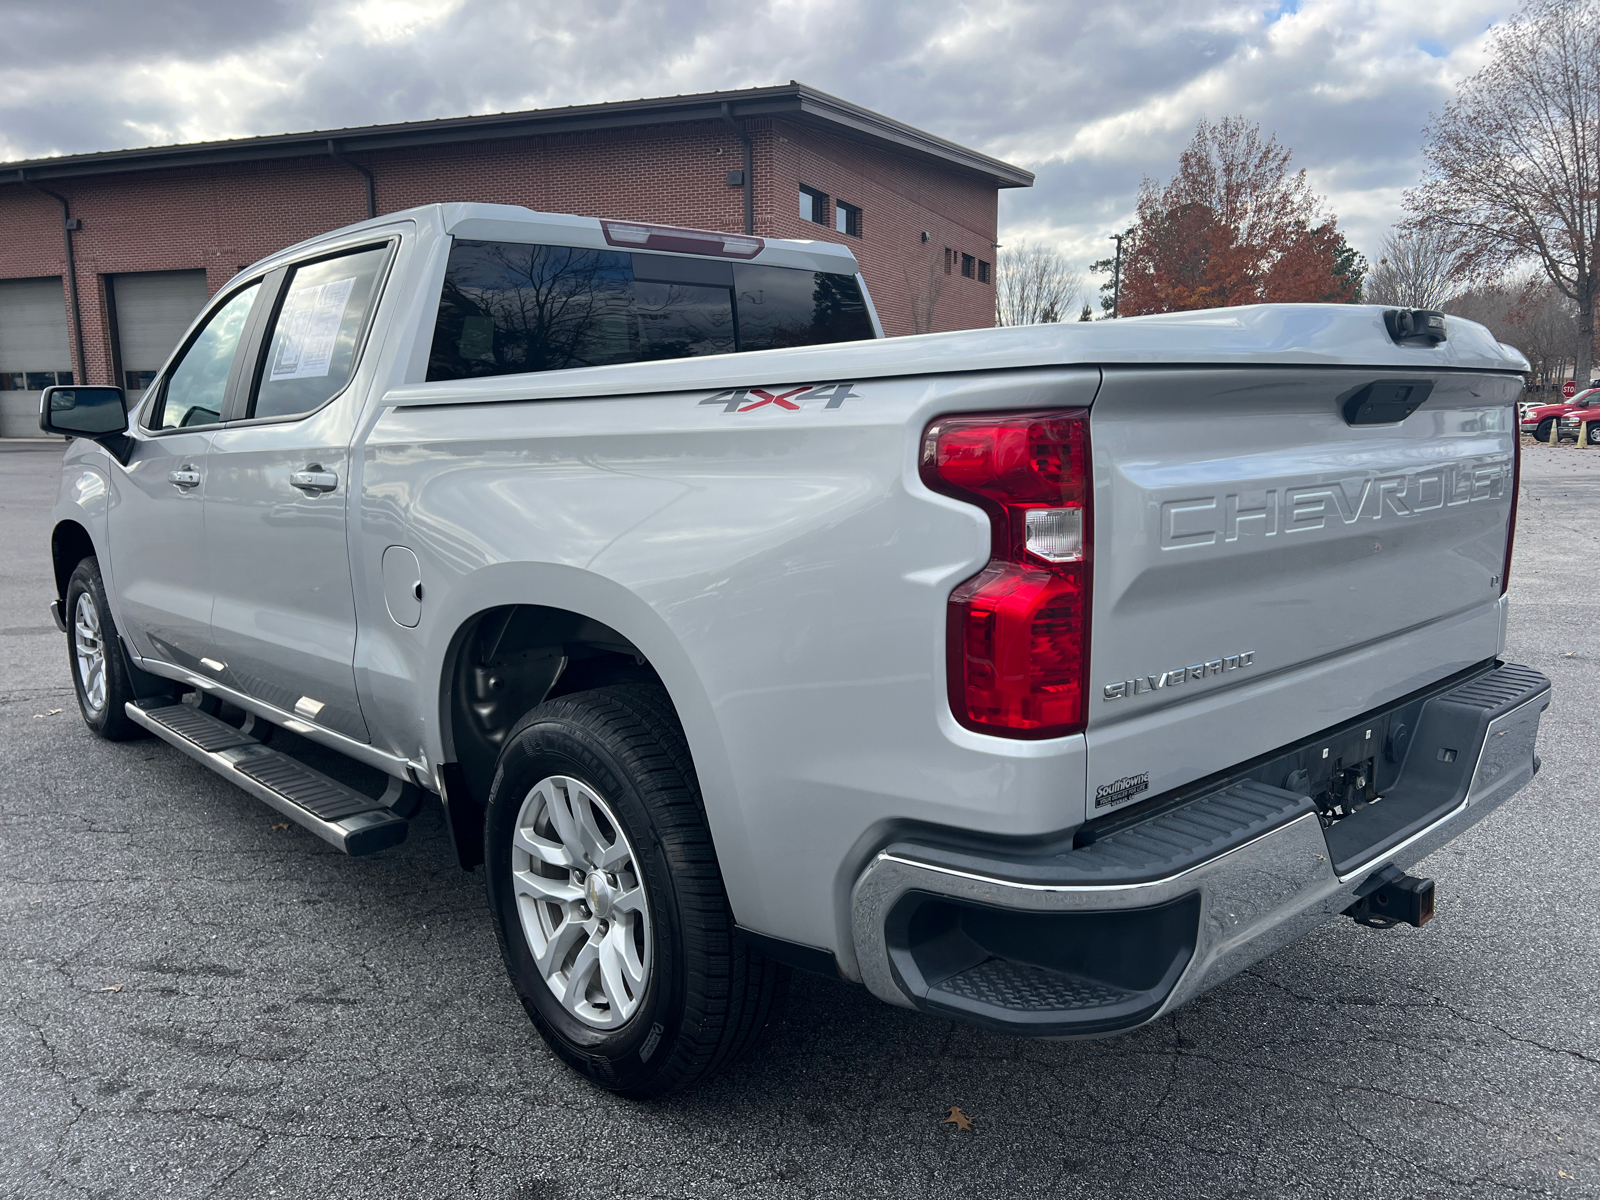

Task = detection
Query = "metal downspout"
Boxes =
[719,102,754,236]
[327,140,377,220]
[18,170,88,384]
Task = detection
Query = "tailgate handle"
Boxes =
[1341,380,1434,426]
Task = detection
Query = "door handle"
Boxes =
[167,467,201,489]
[290,466,338,493]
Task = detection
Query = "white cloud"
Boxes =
[0,0,1518,278]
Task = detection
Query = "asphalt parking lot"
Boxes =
[2,438,1596,1200]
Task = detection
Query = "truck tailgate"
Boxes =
[1083,366,1520,817]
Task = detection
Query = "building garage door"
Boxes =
[0,277,72,438]
[110,270,210,403]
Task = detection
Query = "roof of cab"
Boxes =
[241,203,864,279]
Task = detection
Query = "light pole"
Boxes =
[1109,233,1124,319]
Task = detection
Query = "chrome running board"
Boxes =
[126,700,409,856]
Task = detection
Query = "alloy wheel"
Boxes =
[73,592,107,715]
[510,775,652,1029]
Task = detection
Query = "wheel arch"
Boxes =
[51,519,98,601]
[426,565,754,900]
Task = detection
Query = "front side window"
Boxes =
[427,241,873,382]
[151,282,260,430]
[251,245,389,421]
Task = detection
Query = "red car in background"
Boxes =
[1558,400,1600,446]
[1524,387,1600,441]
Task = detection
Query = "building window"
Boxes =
[978,259,991,284]
[799,186,830,226]
[125,370,159,391]
[944,248,954,275]
[835,200,862,238]
[961,253,976,279]
[18,370,73,390]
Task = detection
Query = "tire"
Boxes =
[483,683,788,1098]
[64,558,143,741]
[1535,418,1555,443]
[1587,421,1600,446]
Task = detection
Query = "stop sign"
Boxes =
[1563,380,1577,398]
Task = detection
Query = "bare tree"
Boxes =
[1448,276,1580,392]
[1407,0,1600,382]
[996,242,1085,326]
[1363,226,1463,309]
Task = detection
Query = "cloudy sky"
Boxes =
[1,0,1514,276]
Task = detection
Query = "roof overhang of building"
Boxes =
[1,83,1034,190]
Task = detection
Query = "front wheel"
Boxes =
[1535,418,1555,443]
[64,558,143,741]
[484,683,787,1098]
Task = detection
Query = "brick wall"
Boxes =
[0,117,1002,386]
[762,119,998,336]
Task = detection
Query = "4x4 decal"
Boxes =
[700,382,861,413]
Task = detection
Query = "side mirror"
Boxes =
[39,385,133,463]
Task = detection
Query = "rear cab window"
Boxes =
[427,240,874,382]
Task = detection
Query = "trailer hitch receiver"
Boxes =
[1344,864,1435,929]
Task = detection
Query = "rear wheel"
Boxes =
[483,683,787,1098]
[64,558,142,741]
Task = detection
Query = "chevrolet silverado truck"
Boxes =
[41,205,1550,1098]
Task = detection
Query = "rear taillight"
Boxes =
[920,409,1092,739]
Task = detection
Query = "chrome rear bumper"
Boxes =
[850,667,1549,1035]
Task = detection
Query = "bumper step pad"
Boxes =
[938,959,1137,1013]
[126,701,409,856]
[1321,661,1551,874]
[866,660,1550,1036]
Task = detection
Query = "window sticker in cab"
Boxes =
[269,277,357,381]
[699,382,861,413]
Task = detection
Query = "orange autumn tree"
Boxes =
[1107,118,1365,315]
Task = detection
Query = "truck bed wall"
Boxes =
[354,368,1100,972]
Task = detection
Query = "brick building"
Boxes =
[0,83,1031,436]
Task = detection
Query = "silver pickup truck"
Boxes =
[41,204,1549,1098]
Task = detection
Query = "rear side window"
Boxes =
[427,240,873,382]
[251,245,389,421]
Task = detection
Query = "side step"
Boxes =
[126,700,410,856]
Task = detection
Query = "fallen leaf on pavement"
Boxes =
[98,985,123,993]
[941,1106,973,1131]
[271,823,290,832]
